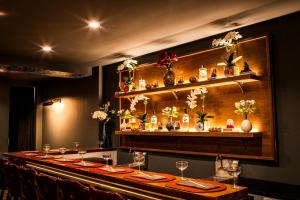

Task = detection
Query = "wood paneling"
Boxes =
[117,36,276,161]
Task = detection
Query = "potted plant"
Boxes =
[234,100,256,132]
[162,106,179,131]
[117,58,138,92]
[137,113,147,131]
[157,51,178,87]
[117,109,133,131]
[217,53,242,77]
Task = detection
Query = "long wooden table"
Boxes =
[3,151,250,200]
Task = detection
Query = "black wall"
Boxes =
[103,12,300,191]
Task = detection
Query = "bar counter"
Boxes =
[3,151,250,200]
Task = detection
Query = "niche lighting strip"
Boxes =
[27,162,183,200]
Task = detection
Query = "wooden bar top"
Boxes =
[3,151,249,200]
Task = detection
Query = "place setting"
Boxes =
[165,161,227,193]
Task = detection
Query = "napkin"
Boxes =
[99,166,126,173]
[132,173,166,180]
[177,180,220,190]
[73,162,96,167]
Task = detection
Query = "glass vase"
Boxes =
[163,68,175,87]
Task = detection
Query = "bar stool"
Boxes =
[35,173,58,200]
[0,158,8,199]
[57,178,89,200]
[89,186,127,200]
[19,166,37,200]
[3,162,21,199]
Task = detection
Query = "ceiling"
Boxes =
[0,0,300,74]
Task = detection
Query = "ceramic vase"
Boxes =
[195,121,204,132]
[163,68,175,87]
[241,119,252,132]
[166,117,174,131]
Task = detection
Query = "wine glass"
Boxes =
[102,152,112,167]
[78,150,87,164]
[226,166,242,188]
[59,147,67,161]
[43,144,50,158]
[176,161,188,180]
[133,151,145,173]
[74,141,79,152]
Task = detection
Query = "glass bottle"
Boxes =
[182,108,190,131]
[199,65,208,81]
[150,111,158,131]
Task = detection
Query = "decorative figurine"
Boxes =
[209,68,217,79]
[177,76,184,85]
[146,84,152,90]
[189,76,198,83]
[157,122,163,130]
[240,62,256,75]
[174,121,181,130]
[152,80,158,88]
[226,119,234,128]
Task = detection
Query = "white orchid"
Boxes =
[234,99,256,117]
[212,31,242,48]
[186,87,207,110]
[130,95,150,111]
[92,111,107,121]
[118,58,138,72]
[91,101,114,122]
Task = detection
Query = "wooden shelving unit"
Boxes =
[116,131,262,138]
[115,74,260,98]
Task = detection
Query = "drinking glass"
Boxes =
[78,150,87,164]
[176,161,188,180]
[59,147,67,161]
[43,144,50,158]
[102,152,112,167]
[133,151,145,173]
[74,141,79,151]
[226,166,242,188]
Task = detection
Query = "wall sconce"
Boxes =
[43,98,61,106]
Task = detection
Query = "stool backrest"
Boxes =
[19,166,37,200]
[57,178,89,200]
[89,186,127,200]
[35,173,58,200]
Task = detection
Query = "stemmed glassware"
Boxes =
[226,165,242,188]
[59,147,67,161]
[74,142,79,152]
[176,161,189,180]
[78,150,87,164]
[43,144,50,158]
[102,152,112,168]
[133,151,145,173]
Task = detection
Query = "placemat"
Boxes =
[124,172,176,183]
[165,179,227,193]
[88,167,134,174]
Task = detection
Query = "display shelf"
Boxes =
[116,131,262,138]
[115,74,260,98]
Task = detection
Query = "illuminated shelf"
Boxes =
[115,74,260,98]
[116,131,262,138]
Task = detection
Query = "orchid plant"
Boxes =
[186,87,207,111]
[130,95,150,113]
[117,58,138,88]
[162,106,179,119]
[212,31,242,52]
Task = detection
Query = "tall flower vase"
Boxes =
[241,114,252,132]
[99,120,112,148]
[163,68,175,87]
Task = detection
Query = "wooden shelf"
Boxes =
[115,74,260,98]
[116,131,262,138]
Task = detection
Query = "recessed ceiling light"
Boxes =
[41,45,53,52]
[88,20,101,29]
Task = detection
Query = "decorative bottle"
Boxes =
[182,108,190,131]
[150,111,158,131]
[199,65,208,81]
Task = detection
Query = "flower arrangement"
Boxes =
[186,87,207,111]
[117,109,133,120]
[117,58,138,89]
[162,106,179,118]
[212,31,242,51]
[92,102,115,122]
[157,51,178,69]
[234,100,256,119]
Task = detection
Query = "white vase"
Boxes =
[241,119,252,132]
[195,121,204,132]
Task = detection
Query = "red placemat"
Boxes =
[124,173,176,183]
[88,167,134,174]
[165,179,227,193]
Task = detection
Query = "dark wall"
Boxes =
[41,68,100,149]
[0,80,9,152]
[103,12,300,186]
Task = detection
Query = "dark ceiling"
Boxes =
[0,0,300,74]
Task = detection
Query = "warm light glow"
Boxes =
[0,11,6,16]
[88,20,101,29]
[53,101,64,110]
[41,45,53,52]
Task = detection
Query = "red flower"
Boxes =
[157,51,178,67]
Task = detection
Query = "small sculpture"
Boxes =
[145,84,152,90]
[152,80,158,88]
[174,121,181,130]
[177,76,184,85]
[240,62,255,75]
[158,122,163,130]
[189,76,198,83]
